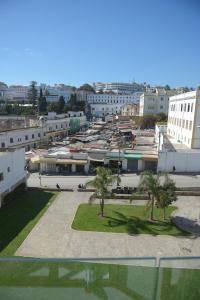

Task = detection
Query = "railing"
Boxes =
[0,256,199,299]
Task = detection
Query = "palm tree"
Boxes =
[138,171,162,220]
[157,177,177,220]
[86,167,119,217]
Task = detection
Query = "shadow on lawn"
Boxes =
[105,211,188,236]
[0,190,54,253]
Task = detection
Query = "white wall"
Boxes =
[0,148,26,206]
[157,151,200,172]
[167,90,199,148]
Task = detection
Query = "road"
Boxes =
[27,172,200,189]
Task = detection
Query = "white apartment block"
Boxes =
[0,113,87,151]
[87,92,142,105]
[0,148,26,207]
[93,82,144,94]
[90,103,122,117]
[167,89,200,149]
[121,104,139,116]
[139,89,175,116]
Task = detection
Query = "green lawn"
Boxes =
[0,190,57,256]
[72,204,189,236]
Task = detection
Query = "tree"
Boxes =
[47,102,58,112]
[0,81,8,89]
[27,81,38,106]
[165,85,171,90]
[138,171,163,220]
[57,96,65,114]
[38,89,47,114]
[79,83,95,93]
[86,167,119,217]
[156,176,177,220]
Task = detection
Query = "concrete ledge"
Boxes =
[27,187,74,192]
[77,188,96,192]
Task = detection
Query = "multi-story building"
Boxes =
[167,89,200,148]
[139,89,175,116]
[90,103,122,117]
[87,92,142,105]
[0,112,87,151]
[93,82,144,94]
[0,148,26,207]
[156,87,200,173]
[121,104,139,116]
[88,92,142,117]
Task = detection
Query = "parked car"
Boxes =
[112,186,137,194]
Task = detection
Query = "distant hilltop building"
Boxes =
[93,82,144,94]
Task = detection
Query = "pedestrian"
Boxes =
[173,166,176,173]
[56,183,60,189]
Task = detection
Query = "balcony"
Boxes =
[0,256,199,299]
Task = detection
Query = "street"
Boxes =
[27,172,200,189]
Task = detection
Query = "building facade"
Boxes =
[93,82,144,94]
[139,89,175,116]
[0,148,26,207]
[121,104,139,116]
[167,89,200,149]
[0,113,87,151]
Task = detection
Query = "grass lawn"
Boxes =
[72,204,189,236]
[0,190,57,256]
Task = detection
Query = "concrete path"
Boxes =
[172,196,200,235]
[16,192,200,258]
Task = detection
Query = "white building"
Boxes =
[121,104,139,116]
[139,89,175,116]
[90,103,123,117]
[93,82,144,94]
[87,92,141,105]
[0,112,87,151]
[88,92,142,117]
[0,148,26,207]
[156,87,200,173]
[167,89,200,148]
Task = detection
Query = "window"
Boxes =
[184,103,186,111]
[0,173,4,181]
[25,135,28,140]
[181,104,183,111]
[182,120,185,128]
[32,134,34,139]
[189,121,192,130]
[187,104,190,112]
[1,142,5,148]
[10,137,13,143]
[186,120,188,129]
[191,103,194,112]
[38,133,40,137]
[7,167,10,173]
[160,105,163,109]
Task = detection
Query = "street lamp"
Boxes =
[117,132,121,186]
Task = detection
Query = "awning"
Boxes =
[124,153,142,160]
[142,154,158,161]
[46,130,68,136]
[31,157,87,165]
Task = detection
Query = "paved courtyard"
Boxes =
[16,192,200,258]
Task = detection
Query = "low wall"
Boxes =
[157,151,200,173]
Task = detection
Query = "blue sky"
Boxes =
[0,0,200,87]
